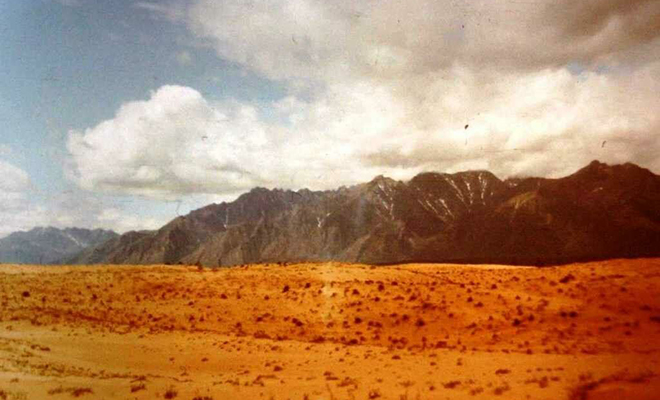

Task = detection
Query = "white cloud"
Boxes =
[67,0,660,201]
[67,85,374,198]
[0,160,30,201]
[0,160,170,237]
[361,64,660,178]
[0,161,48,238]
[68,85,267,198]
[97,208,165,233]
[67,63,660,200]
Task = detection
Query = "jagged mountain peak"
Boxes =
[67,161,660,267]
[361,175,403,193]
[369,174,398,184]
[555,160,656,194]
[410,169,501,185]
[575,160,648,177]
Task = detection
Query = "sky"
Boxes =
[1,0,659,237]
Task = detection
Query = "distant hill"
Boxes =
[69,160,660,267]
[0,227,118,264]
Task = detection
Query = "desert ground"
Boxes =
[1,259,659,400]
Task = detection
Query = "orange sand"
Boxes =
[1,259,659,399]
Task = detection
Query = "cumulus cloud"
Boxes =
[68,85,270,198]
[362,64,660,178]
[67,85,388,197]
[0,159,169,237]
[0,161,48,237]
[67,0,660,200]
[67,66,660,199]
[97,208,166,233]
[0,160,30,203]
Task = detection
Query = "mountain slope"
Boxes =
[0,227,118,264]
[71,161,660,266]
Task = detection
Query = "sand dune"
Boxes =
[1,259,659,399]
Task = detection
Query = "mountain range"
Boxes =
[65,160,660,267]
[0,227,118,264]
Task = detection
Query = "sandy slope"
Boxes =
[1,259,659,399]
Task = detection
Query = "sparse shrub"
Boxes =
[130,383,146,393]
[337,377,358,387]
[163,386,178,399]
[71,388,93,397]
[254,330,271,339]
[443,381,460,389]
[493,384,510,395]
[48,387,93,398]
[400,380,414,389]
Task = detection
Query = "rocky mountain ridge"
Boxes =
[69,160,660,266]
[0,227,118,264]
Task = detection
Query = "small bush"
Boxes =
[130,383,146,393]
[72,388,93,398]
[163,386,178,399]
[368,389,381,399]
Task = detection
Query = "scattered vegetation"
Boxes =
[163,386,178,399]
[47,387,93,397]
[130,382,146,393]
[569,371,655,400]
